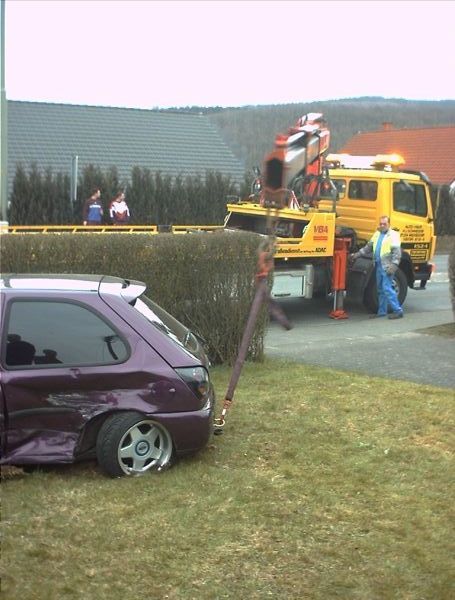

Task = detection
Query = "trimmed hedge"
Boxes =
[8,164,247,226]
[1,232,269,364]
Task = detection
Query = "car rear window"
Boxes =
[132,295,200,355]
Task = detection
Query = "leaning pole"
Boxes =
[0,0,8,226]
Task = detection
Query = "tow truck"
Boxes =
[223,113,436,313]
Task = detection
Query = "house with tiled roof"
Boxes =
[341,123,455,186]
[7,100,246,198]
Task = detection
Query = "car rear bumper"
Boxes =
[152,391,215,455]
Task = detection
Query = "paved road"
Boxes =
[265,255,455,389]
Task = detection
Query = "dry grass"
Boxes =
[416,322,455,338]
[1,360,454,600]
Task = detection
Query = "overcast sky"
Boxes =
[5,0,455,109]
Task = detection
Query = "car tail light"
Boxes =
[175,366,211,408]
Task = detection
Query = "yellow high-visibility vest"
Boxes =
[371,229,400,257]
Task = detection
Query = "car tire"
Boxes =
[96,412,173,477]
[363,267,408,313]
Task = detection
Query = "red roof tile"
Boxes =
[341,125,455,185]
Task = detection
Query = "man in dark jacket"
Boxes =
[83,188,103,225]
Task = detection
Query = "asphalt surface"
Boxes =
[265,254,455,390]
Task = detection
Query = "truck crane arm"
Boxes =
[261,113,333,209]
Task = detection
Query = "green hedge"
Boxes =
[8,164,248,226]
[1,232,269,365]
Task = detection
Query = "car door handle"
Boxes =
[69,368,81,379]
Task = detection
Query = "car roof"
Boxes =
[0,274,146,302]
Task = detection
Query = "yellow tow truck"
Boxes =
[223,114,436,313]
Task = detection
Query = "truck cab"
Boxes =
[321,153,436,289]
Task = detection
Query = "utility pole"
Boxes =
[0,0,8,225]
[71,154,78,207]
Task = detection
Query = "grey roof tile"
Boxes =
[7,101,246,196]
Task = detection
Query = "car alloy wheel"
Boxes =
[96,412,173,477]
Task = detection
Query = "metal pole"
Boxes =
[70,155,78,206]
[0,0,8,225]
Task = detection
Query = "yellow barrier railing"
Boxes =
[6,225,160,234]
[6,224,227,234]
[171,225,223,234]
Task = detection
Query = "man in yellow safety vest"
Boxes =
[351,216,403,319]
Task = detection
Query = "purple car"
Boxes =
[0,274,215,477]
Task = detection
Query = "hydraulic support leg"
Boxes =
[329,238,350,320]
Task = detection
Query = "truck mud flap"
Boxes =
[346,257,374,304]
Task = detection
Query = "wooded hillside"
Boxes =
[198,98,455,171]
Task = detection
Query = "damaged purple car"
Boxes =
[0,274,215,477]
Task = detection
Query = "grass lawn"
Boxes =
[1,360,454,600]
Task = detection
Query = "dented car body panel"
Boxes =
[0,274,214,468]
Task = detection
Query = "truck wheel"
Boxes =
[363,268,408,313]
[96,412,173,477]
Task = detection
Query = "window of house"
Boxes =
[393,182,427,217]
[348,180,378,200]
[4,300,129,368]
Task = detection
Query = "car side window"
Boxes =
[393,182,427,217]
[348,180,377,201]
[4,300,129,368]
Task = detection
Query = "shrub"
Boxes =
[8,165,241,227]
[1,231,269,364]
[432,184,455,236]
